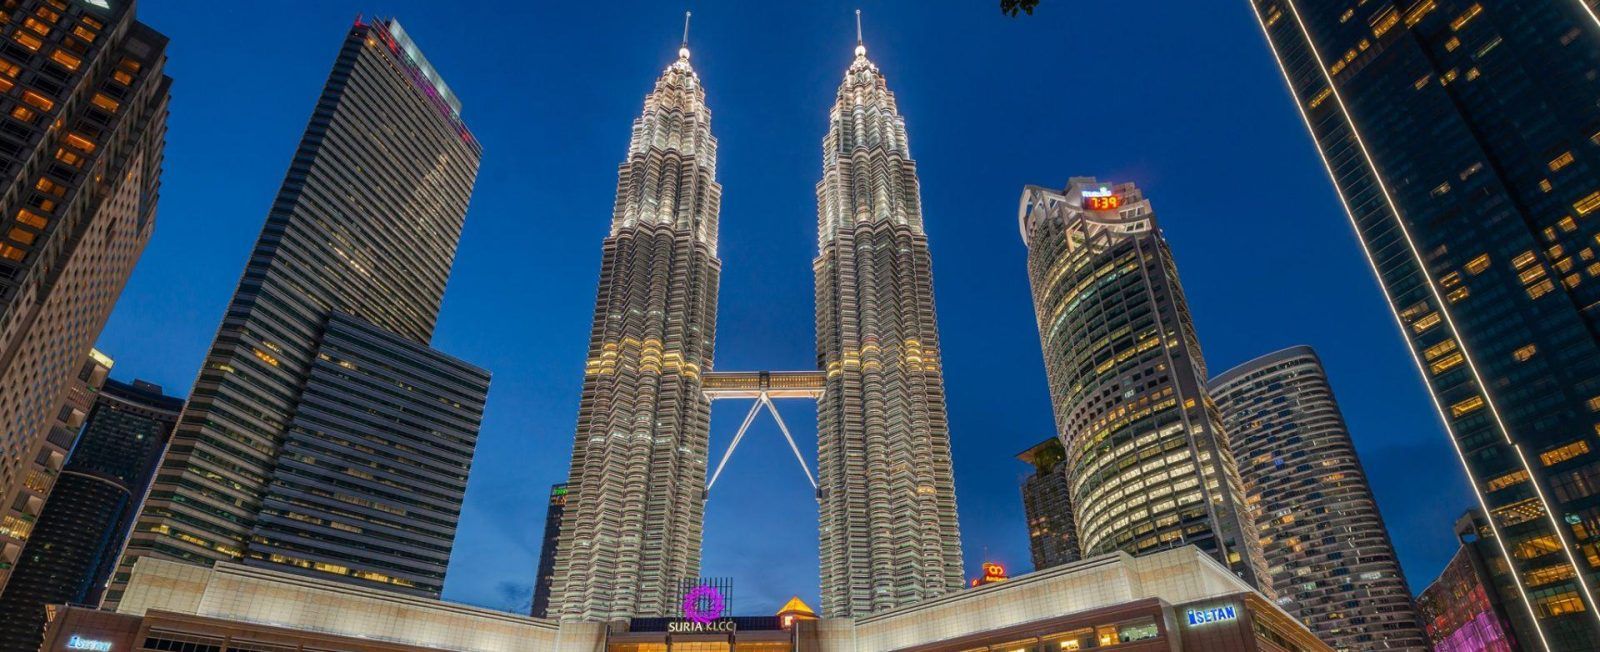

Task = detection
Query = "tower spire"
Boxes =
[679,11,692,60]
[854,9,866,57]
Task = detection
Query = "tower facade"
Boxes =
[0,0,168,593]
[0,378,180,652]
[1251,0,1600,645]
[1209,346,1426,650]
[112,19,484,605]
[531,483,567,617]
[551,43,721,621]
[814,37,963,617]
[1017,436,1081,571]
[1019,178,1268,590]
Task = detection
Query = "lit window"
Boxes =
[1542,440,1591,466]
[64,132,94,153]
[1514,344,1537,361]
[1529,279,1557,299]
[1552,152,1577,172]
[9,106,33,123]
[1412,312,1442,333]
[15,209,45,229]
[35,178,63,197]
[1486,470,1529,492]
[1450,3,1483,31]
[1575,191,1600,216]
[1466,254,1491,274]
[7,227,34,245]
[47,49,79,71]
[90,93,118,112]
[111,69,132,85]
[22,17,49,36]
[1430,352,1465,374]
[21,91,53,112]
[1451,396,1485,417]
[71,25,95,42]
[1514,251,1538,268]
[11,31,42,52]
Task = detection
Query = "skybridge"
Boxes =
[701,371,826,494]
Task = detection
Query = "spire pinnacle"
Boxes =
[854,9,866,57]
[679,11,692,60]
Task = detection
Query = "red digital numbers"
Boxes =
[1083,195,1123,211]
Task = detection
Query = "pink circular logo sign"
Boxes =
[682,585,726,624]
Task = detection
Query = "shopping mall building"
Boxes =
[40,547,1327,652]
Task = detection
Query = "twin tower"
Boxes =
[549,27,963,621]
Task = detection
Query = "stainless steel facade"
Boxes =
[1018,178,1268,591]
[111,18,483,604]
[0,0,168,593]
[1209,346,1426,650]
[814,38,963,617]
[1249,0,1600,646]
[551,44,721,621]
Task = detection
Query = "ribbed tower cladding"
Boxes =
[1019,178,1269,591]
[552,40,721,621]
[814,29,964,618]
[1209,346,1427,650]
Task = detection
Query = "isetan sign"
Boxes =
[66,636,113,652]
[1184,605,1239,627]
[666,619,737,633]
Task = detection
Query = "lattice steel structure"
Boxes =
[813,32,964,617]
[551,41,722,621]
[1209,346,1426,650]
[1019,178,1268,591]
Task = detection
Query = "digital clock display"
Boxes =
[1083,194,1123,211]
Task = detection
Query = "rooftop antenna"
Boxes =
[854,9,866,57]
[679,11,692,59]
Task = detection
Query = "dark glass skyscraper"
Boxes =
[1209,346,1425,650]
[530,483,566,618]
[1251,0,1600,645]
[0,378,180,652]
[111,18,484,604]
[1019,178,1267,590]
[0,0,168,594]
[1017,437,1081,571]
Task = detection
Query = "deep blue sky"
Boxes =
[101,0,1476,614]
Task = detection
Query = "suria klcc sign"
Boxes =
[669,584,736,633]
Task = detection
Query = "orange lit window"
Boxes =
[22,18,50,36]
[7,227,34,245]
[1430,352,1465,374]
[1412,312,1442,333]
[21,91,53,112]
[1451,396,1486,417]
[0,244,23,261]
[90,93,118,113]
[1529,279,1558,299]
[64,132,93,153]
[0,60,19,79]
[1486,470,1529,492]
[70,25,95,42]
[1514,344,1537,361]
[35,178,63,197]
[80,15,102,30]
[1451,3,1483,31]
[1551,152,1577,172]
[117,57,141,73]
[9,106,33,123]
[1576,191,1600,216]
[111,69,132,85]
[34,6,60,22]
[15,209,46,229]
[0,77,13,94]
[1466,254,1490,274]
[11,32,41,52]
[1542,440,1591,466]
[53,148,80,166]
[48,49,79,71]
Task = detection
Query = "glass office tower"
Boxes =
[0,0,168,593]
[111,18,485,605]
[1251,0,1600,645]
[1209,346,1425,649]
[0,379,181,652]
[530,483,566,618]
[1017,437,1081,571]
[1019,178,1268,591]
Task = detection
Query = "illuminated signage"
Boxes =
[67,636,113,652]
[667,619,737,633]
[970,561,1010,587]
[1083,194,1123,211]
[682,584,726,624]
[1185,605,1238,626]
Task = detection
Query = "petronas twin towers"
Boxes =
[550,26,963,621]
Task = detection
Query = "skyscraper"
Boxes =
[531,483,567,618]
[0,378,180,652]
[111,18,485,605]
[1017,437,1081,572]
[814,27,964,617]
[0,0,168,594]
[1417,510,1542,652]
[1018,178,1268,590]
[1250,0,1600,645]
[551,39,721,621]
[1209,346,1426,650]
[0,348,110,589]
